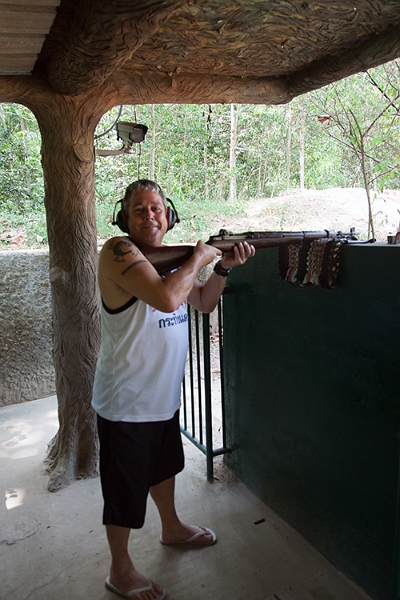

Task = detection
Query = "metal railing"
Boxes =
[180,299,231,481]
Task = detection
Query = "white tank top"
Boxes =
[92,296,189,422]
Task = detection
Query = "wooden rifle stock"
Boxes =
[140,229,357,275]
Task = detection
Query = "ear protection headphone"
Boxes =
[112,196,180,234]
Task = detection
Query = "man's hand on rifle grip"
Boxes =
[193,240,222,268]
[220,241,256,270]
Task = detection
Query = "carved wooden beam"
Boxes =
[0,75,36,104]
[104,71,291,106]
[288,24,400,97]
[46,0,187,96]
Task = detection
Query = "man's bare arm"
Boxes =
[98,237,221,313]
[188,242,255,313]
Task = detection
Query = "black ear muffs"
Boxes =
[112,200,130,233]
[112,197,180,233]
[165,198,180,231]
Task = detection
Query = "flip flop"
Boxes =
[160,526,217,546]
[105,576,166,599]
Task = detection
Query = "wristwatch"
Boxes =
[213,260,232,277]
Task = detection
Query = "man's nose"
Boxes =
[143,207,154,219]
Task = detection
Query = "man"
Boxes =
[92,180,255,600]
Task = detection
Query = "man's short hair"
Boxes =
[122,180,167,215]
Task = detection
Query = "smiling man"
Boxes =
[92,179,255,600]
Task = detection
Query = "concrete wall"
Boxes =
[223,244,400,600]
[0,251,216,408]
[0,250,55,407]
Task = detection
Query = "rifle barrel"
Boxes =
[205,230,334,252]
[139,229,353,275]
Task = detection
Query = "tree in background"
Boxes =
[229,104,238,203]
[307,60,400,237]
[1,60,399,247]
[0,103,45,243]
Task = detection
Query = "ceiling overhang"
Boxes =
[0,0,400,104]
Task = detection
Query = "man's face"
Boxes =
[126,189,168,247]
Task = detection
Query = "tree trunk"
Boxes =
[16,108,31,195]
[348,107,375,239]
[257,124,266,196]
[229,103,238,203]
[180,117,187,190]
[299,97,305,190]
[286,104,292,192]
[34,95,102,491]
[359,137,375,239]
[148,104,156,180]
[204,107,209,201]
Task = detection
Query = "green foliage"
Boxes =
[308,61,400,191]
[0,103,44,212]
[0,60,399,248]
[0,103,46,246]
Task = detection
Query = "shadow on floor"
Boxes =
[0,396,371,600]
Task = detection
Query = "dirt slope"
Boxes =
[212,188,400,243]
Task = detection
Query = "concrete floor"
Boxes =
[0,396,372,600]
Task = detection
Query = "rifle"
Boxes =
[139,228,358,276]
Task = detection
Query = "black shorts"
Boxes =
[97,410,184,529]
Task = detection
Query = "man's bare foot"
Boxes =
[160,523,217,546]
[106,566,165,599]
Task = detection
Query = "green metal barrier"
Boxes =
[180,301,231,481]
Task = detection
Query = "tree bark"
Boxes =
[229,104,238,203]
[357,128,375,239]
[299,97,305,190]
[45,0,188,95]
[36,96,101,491]
[288,24,400,97]
[113,71,290,105]
[203,106,210,201]
[148,104,156,180]
[286,105,292,192]
[0,77,105,492]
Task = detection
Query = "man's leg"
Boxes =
[106,524,164,599]
[150,476,215,544]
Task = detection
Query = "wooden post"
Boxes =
[34,96,101,490]
[0,78,106,491]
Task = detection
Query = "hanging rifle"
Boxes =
[139,228,359,276]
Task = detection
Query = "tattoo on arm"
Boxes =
[122,260,147,275]
[111,240,140,263]
[108,239,148,275]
